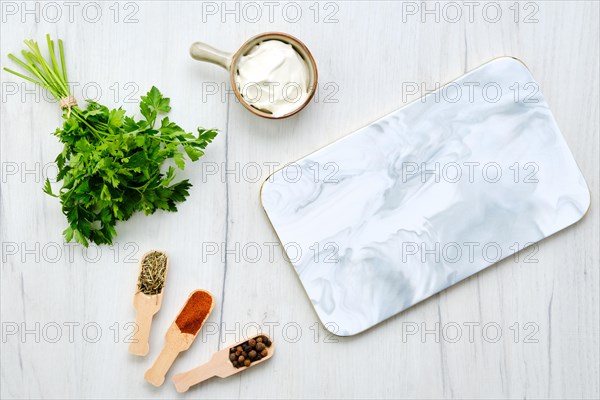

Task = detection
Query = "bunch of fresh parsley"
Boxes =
[4,36,218,246]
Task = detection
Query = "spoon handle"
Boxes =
[172,360,217,393]
[190,42,232,70]
[128,308,153,356]
[144,344,180,387]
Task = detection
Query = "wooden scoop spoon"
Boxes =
[172,334,275,393]
[144,290,214,387]
[129,250,169,356]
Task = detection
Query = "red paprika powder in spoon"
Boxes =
[145,289,215,387]
[175,290,214,334]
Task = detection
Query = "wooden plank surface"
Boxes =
[1,1,598,399]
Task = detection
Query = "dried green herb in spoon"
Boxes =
[138,251,168,295]
[4,35,218,246]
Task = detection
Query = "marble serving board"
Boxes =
[261,57,590,336]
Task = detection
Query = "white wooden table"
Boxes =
[1,1,598,399]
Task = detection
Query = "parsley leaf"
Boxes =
[5,37,219,246]
[39,87,218,246]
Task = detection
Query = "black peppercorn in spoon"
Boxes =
[172,334,275,392]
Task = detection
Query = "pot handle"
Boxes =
[190,42,232,70]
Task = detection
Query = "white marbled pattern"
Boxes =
[261,57,590,336]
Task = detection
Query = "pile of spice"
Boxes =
[175,290,214,335]
[229,335,272,368]
[137,251,168,295]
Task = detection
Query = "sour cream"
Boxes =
[235,40,310,117]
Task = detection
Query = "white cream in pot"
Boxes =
[235,40,309,117]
